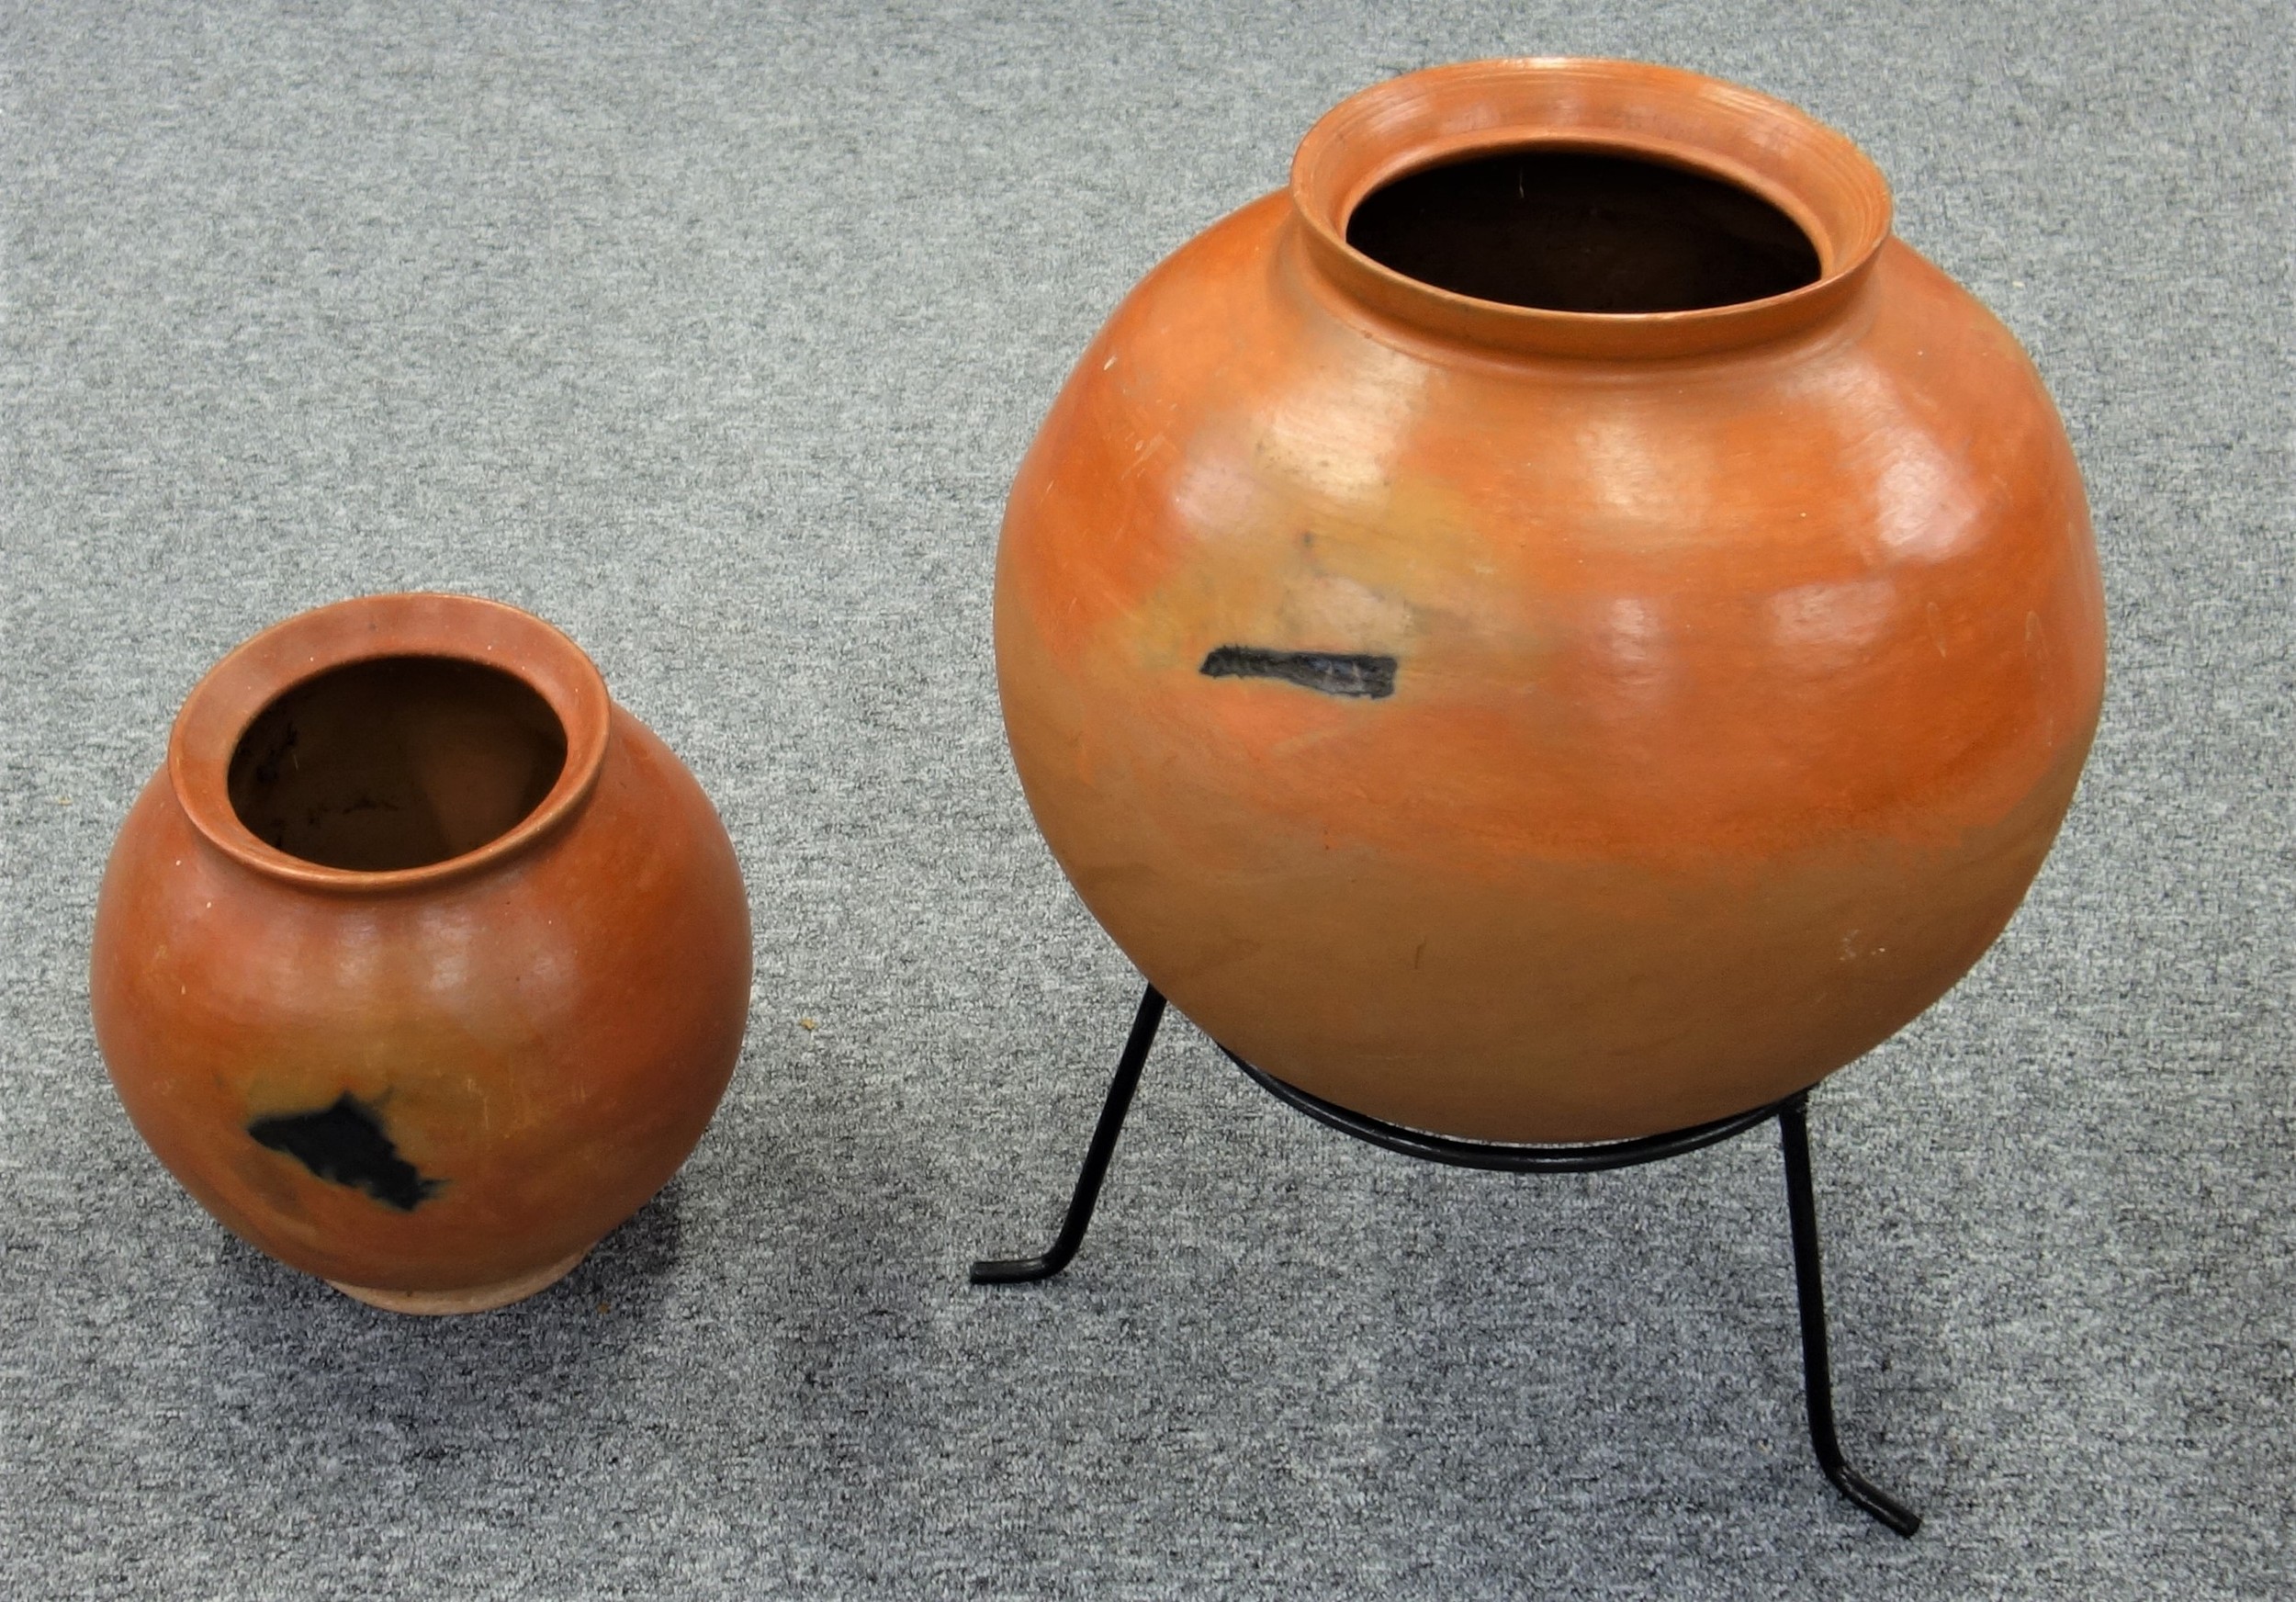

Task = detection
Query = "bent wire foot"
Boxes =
[971,985,1166,1284]
[1780,1094,1923,1537]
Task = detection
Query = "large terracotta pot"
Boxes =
[995,59,2106,1142]
[92,593,752,1312]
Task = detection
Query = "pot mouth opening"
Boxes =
[227,656,569,872]
[169,593,613,893]
[1344,146,1822,314]
[1290,59,1894,358]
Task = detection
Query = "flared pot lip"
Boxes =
[1289,57,1896,359]
[166,592,613,895]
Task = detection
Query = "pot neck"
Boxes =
[1289,58,1894,361]
[168,592,613,896]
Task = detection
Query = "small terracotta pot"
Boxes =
[996,60,2107,1142]
[92,593,752,1312]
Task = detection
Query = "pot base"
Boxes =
[327,1245,591,1315]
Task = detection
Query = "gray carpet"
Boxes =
[2,2,2289,1596]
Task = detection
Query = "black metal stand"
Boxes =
[974,982,1921,1538]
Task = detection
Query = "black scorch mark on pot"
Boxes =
[247,1094,442,1211]
[1199,646,1397,699]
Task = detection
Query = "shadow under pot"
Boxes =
[91,592,752,1313]
[994,57,2107,1142]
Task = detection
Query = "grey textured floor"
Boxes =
[3,2,2290,1597]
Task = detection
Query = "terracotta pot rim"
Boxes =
[166,592,613,894]
[1289,57,1896,358]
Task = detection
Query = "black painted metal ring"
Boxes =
[1219,1045,1799,1173]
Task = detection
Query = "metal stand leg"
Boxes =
[1779,1093,1922,1536]
[971,985,1167,1284]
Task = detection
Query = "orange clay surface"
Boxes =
[91,594,751,1304]
[996,61,2105,1142]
